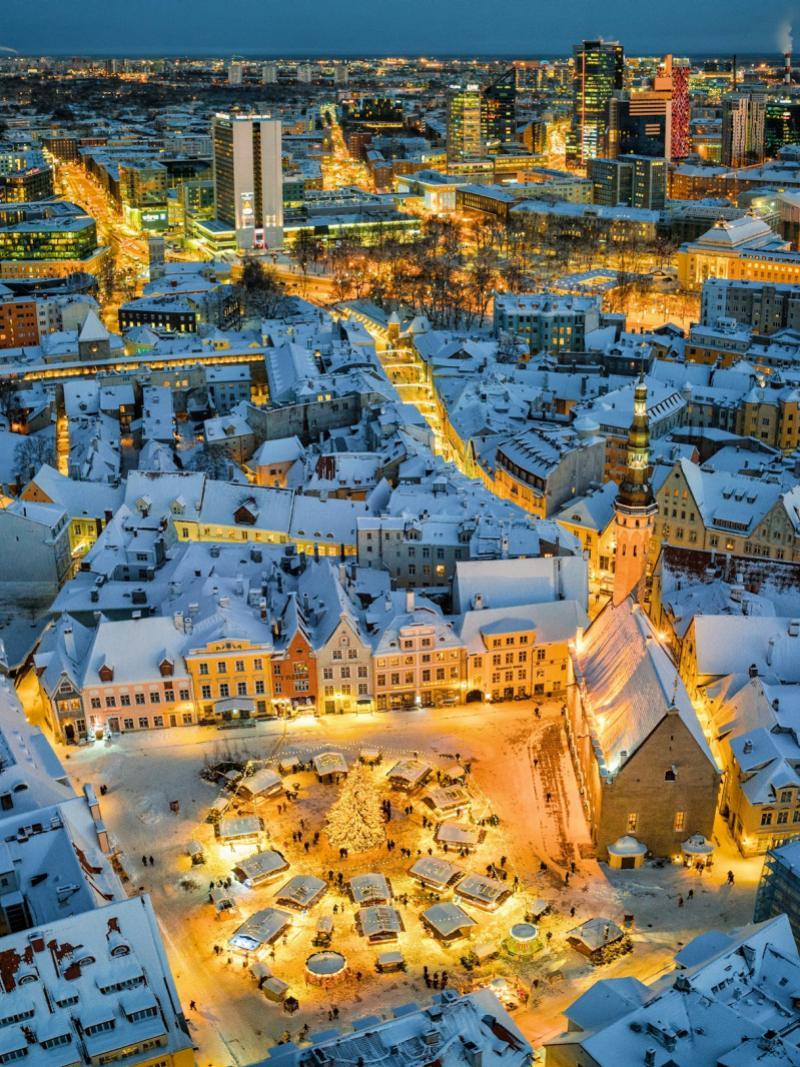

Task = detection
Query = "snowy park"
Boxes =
[60,700,764,1065]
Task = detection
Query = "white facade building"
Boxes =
[212,113,284,250]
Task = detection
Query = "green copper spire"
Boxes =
[617,374,654,510]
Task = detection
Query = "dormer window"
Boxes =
[98,664,114,683]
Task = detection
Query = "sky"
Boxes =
[1,0,796,57]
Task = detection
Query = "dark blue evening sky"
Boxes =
[1,0,796,56]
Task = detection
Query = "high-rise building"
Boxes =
[588,157,633,205]
[211,113,283,250]
[630,154,667,209]
[588,154,666,209]
[722,91,767,166]
[482,68,517,146]
[612,375,657,606]
[333,61,349,86]
[608,91,671,159]
[765,96,800,156]
[567,39,625,166]
[656,56,691,159]
[297,62,312,84]
[446,84,483,161]
[227,60,243,86]
[261,61,277,84]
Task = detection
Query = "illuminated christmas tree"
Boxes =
[325,763,386,853]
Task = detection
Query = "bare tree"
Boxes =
[14,435,55,481]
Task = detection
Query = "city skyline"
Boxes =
[1,0,796,57]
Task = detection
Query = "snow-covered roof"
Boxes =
[453,556,588,614]
[549,916,800,1066]
[691,616,800,683]
[253,989,531,1067]
[574,599,717,777]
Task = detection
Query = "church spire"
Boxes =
[612,374,658,607]
[617,372,654,510]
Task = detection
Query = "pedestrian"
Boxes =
[333,1007,339,1019]
[142,855,147,867]
[687,889,694,901]
[545,792,551,803]
[570,861,576,874]
[570,905,576,917]
[678,895,684,907]
[190,1000,196,1011]
[564,872,570,886]
[149,855,154,867]
[727,870,735,885]
[546,931,552,942]
[304,841,310,853]
[500,855,507,867]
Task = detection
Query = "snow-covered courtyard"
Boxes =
[58,701,764,1065]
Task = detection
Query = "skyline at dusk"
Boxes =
[1,0,797,56]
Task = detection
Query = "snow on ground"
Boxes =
[56,701,763,1065]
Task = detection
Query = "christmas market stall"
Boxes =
[349,873,393,906]
[422,785,472,822]
[228,907,292,957]
[455,873,512,912]
[434,822,483,852]
[274,874,327,911]
[313,752,348,783]
[356,905,404,944]
[232,849,290,889]
[216,815,265,848]
[409,856,464,890]
[566,918,632,964]
[421,902,477,943]
[386,758,432,793]
[237,767,284,800]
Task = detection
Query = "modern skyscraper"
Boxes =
[613,375,657,606]
[567,39,624,166]
[227,61,243,86]
[765,96,800,156]
[446,84,483,161]
[261,61,277,85]
[297,62,312,84]
[588,155,666,209]
[630,155,667,210]
[333,62,349,86]
[588,157,633,205]
[482,69,517,146]
[655,56,691,159]
[211,114,283,250]
[722,91,767,167]
[608,92,671,159]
